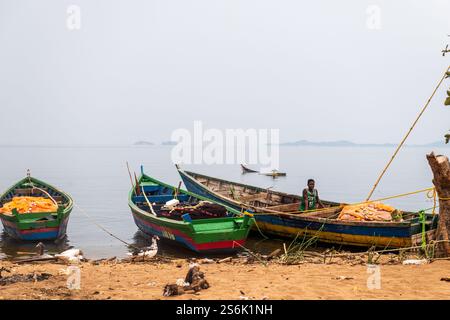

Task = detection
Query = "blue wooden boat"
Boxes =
[177,166,438,248]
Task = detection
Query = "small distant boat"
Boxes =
[241,164,258,173]
[0,175,73,241]
[128,167,253,253]
[262,170,286,177]
[177,167,438,248]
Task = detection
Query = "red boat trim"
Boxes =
[20,227,59,234]
[132,212,246,251]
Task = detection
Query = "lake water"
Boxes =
[0,145,448,260]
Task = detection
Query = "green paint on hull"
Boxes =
[128,172,253,251]
[0,176,73,239]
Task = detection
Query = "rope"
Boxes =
[276,186,435,216]
[365,65,450,201]
[418,210,427,250]
[141,186,157,216]
[246,186,448,217]
[31,186,58,208]
[74,203,140,250]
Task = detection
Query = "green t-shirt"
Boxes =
[299,189,318,211]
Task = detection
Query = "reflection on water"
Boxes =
[0,231,71,260]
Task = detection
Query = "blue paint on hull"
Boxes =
[132,211,198,252]
[0,216,70,241]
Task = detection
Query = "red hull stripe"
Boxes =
[20,227,59,234]
[133,212,245,251]
[134,213,192,240]
[0,219,59,234]
[195,239,245,250]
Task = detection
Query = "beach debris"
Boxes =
[0,267,11,278]
[199,258,215,264]
[218,257,232,264]
[0,271,52,286]
[15,255,58,264]
[176,278,190,287]
[36,242,45,256]
[239,295,250,300]
[266,249,282,260]
[402,259,428,265]
[334,276,354,281]
[55,248,84,263]
[163,284,185,296]
[163,263,209,297]
[440,277,450,282]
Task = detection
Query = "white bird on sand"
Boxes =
[127,236,159,258]
[55,248,84,263]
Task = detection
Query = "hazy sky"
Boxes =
[0,0,449,145]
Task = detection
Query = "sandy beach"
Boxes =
[1,257,450,300]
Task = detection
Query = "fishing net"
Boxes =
[337,202,402,222]
[158,201,228,220]
[0,197,57,214]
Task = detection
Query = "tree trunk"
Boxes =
[426,152,450,257]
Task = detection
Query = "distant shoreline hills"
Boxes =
[133,139,448,147]
[133,141,176,146]
[278,140,449,147]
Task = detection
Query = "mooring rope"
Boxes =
[31,186,59,208]
[73,203,140,250]
[365,65,450,201]
[241,186,449,217]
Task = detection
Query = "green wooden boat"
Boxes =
[128,166,253,253]
[0,175,73,241]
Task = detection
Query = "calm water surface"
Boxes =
[0,145,447,259]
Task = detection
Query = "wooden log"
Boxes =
[14,256,58,264]
[426,152,450,257]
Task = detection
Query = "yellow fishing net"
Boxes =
[337,202,402,222]
[0,197,57,214]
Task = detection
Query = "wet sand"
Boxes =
[1,258,449,300]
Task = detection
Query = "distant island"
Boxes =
[279,140,449,147]
[134,141,155,146]
[161,141,177,146]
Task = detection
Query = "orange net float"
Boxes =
[337,202,402,222]
[0,197,58,214]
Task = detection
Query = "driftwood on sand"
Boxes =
[427,152,450,257]
[0,267,52,286]
[163,264,210,296]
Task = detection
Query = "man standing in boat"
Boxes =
[300,179,325,211]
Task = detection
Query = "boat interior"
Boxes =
[0,181,67,210]
[186,172,428,222]
[133,181,229,221]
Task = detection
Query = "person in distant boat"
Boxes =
[299,179,325,211]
